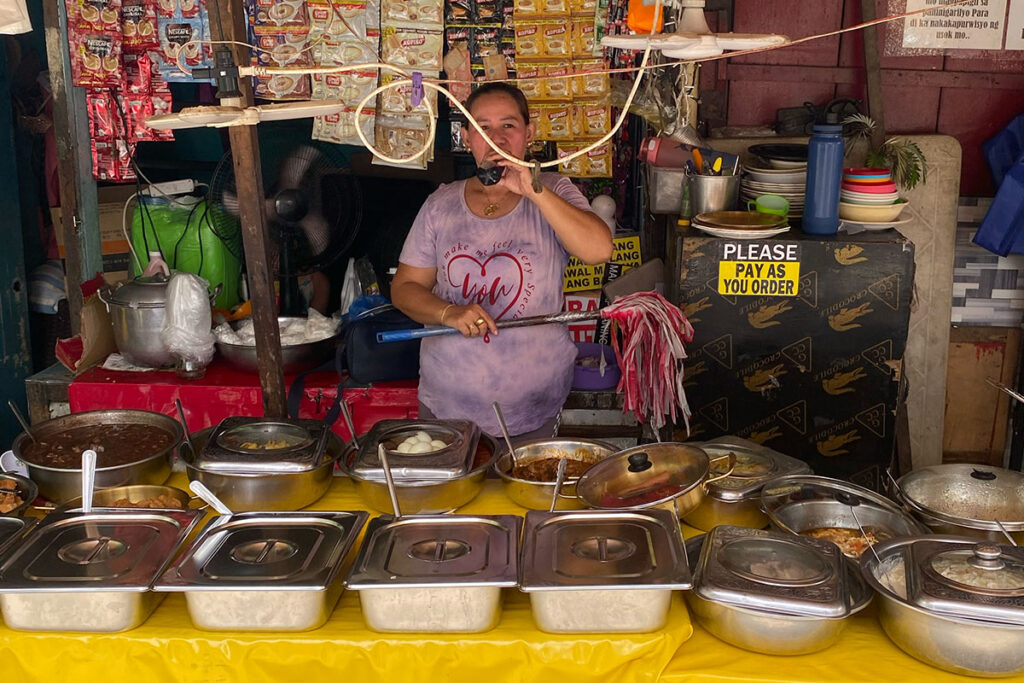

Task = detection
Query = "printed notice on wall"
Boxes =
[1007,0,1024,49]
[902,0,1007,49]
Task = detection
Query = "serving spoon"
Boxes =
[81,449,97,514]
[8,401,36,444]
[491,402,518,469]
[189,480,233,515]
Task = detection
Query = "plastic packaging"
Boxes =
[161,272,215,366]
[802,119,845,235]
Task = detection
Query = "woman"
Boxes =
[392,82,613,440]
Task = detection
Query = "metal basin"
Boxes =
[494,438,617,510]
[341,434,500,514]
[11,409,181,503]
[684,534,872,655]
[181,427,344,511]
[862,536,1024,677]
[0,473,37,518]
[217,316,340,375]
[59,484,193,510]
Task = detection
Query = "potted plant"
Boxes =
[842,113,928,190]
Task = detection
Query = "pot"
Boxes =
[0,472,38,518]
[11,409,181,503]
[181,426,344,511]
[494,438,618,510]
[575,442,733,518]
[340,434,500,514]
[862,535,1024,677]
[58,484,193,511]
[216,316,340,375]
[98,275,175,368]
[894,464,1024,543]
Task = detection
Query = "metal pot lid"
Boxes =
[693,525,850,618]
[907,538,1024,625]
[0,517,36,566]
[106,275,171,308]
[897,464,1024,531]
[155,511,368,591]
[575,442,711,510]
[762,474,910,524]
[519,509,691,591]
[352,419,478,481]
[0,509,202,591]
[695,437,810,501]
[196,417,329,473]
[345,514,521,589]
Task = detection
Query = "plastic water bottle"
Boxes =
[802,115,845,235]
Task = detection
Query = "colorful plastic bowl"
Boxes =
[839,199,908,222]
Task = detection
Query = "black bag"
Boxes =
[343,304,423,384]
[775,98,863,136]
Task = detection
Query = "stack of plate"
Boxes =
[741,166,806,219]
[692,211,790,240]
[839,167,909,226]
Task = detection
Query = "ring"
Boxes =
[475,318,485,326]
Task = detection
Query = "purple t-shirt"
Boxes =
[399,173,591,435]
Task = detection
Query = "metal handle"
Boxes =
[81,450,97,514]
[376,310,603,344]
[189,480,233,515]
[702,452,736,490]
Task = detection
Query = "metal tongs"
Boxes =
[834,489,882,564]
[987,378,1024,405]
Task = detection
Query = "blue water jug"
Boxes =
[803,118,845,235]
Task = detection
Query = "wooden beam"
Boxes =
[212,0,287,417]
[42,0,102,333]
[860,0,886,146]
[721,63,1024,90]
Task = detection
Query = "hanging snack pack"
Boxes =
[156,0,213,82]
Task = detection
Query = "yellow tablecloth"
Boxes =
[4,477,1023,682]
[0,478,692,683]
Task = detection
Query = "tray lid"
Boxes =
[0,516,37,565]
[155,510,368,591]
[907,538,1024,625]
[693,525,849,618]
[0,509,202,592]
[352,420,478,481]
[694,437,810,501]
[195,417,329,473]
[345,514,520,589]
[575,443,711,510]
[520,509,691,591]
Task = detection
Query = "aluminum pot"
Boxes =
[684,534,873,655]
[893,464,1024,544]
[862,536,1024,677]
[216,316,341,375]
[11,409,181,503]
[181,426,343,511]
[340,434,500,514]
[575,442,733,518]
[98,275,175,368]
[494,438,618,510]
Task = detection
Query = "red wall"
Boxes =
[713,0,1024,196]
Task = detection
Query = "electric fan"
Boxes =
[207,141,363,315]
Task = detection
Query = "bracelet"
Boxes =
[439,303,455,326]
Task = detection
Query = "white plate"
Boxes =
[0,450,27,476]
[744,167,807,184]
[839,217,913,232]
[693,223,792,239]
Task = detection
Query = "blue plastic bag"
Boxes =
[983,113,1024,188]
[973,159,1024,256]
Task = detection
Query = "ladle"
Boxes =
[340,399,359,449]
[175,399,195,454]
[81,449,97,514]
[995,519,1018,547]
[8,401,36,444]
[548,457,568,513]
[378,443,402,519]
[491,402,518,467]
[189,480,233,515]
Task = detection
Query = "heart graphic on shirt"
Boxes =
[447,252,523,320]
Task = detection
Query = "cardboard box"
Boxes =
[563,233,642,292]
[52,186,136,281]
[676,230,915,490]
[563,289,601,342]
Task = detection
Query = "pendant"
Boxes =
[484,202,499,217]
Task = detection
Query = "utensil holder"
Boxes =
[687,175,740,216]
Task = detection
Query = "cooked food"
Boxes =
[110,494,184,509]
[932,554,1024,590]
[237,439,292,450]
[801,526,891,558]
[393,431,447,454]
[21,424,175,469]
[511,448,601,482]
[744,557,820,581]
[0,479,25,513]
[710,451,771,477]
[876,555,908,599]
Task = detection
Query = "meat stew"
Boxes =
[21,424,176,469]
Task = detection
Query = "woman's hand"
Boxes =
[443,304,497,338]
[496,159,539,198]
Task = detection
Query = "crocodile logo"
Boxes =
[817,430,861,456]
[744,364,787,393]
[835,245,868,265]
[829,302,873,332]
[749,425,782,445]
[822,367,867,395]
[683,296,712,320]
[747,301,793,329]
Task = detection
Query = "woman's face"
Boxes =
[465,93,535,166]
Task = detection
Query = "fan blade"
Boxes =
[220,190,240,216]
[297,212,331,257]
[255,100,346,122]
[276,145,323,191]
[146,105,245,130]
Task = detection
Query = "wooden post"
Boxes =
[860,0,887,148]
[42,0,102,332]
[212,0,287,417]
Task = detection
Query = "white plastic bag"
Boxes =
[0,0,31,35]
[162,273,216,365]
[339,257,360,316]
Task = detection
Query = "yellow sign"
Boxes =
[563,234,642,292]
[718,260,800,297]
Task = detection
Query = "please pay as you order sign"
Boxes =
[717,242,801,296]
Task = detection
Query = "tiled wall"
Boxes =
[953,198,1024,326]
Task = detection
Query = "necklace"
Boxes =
[479,185,502,217]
